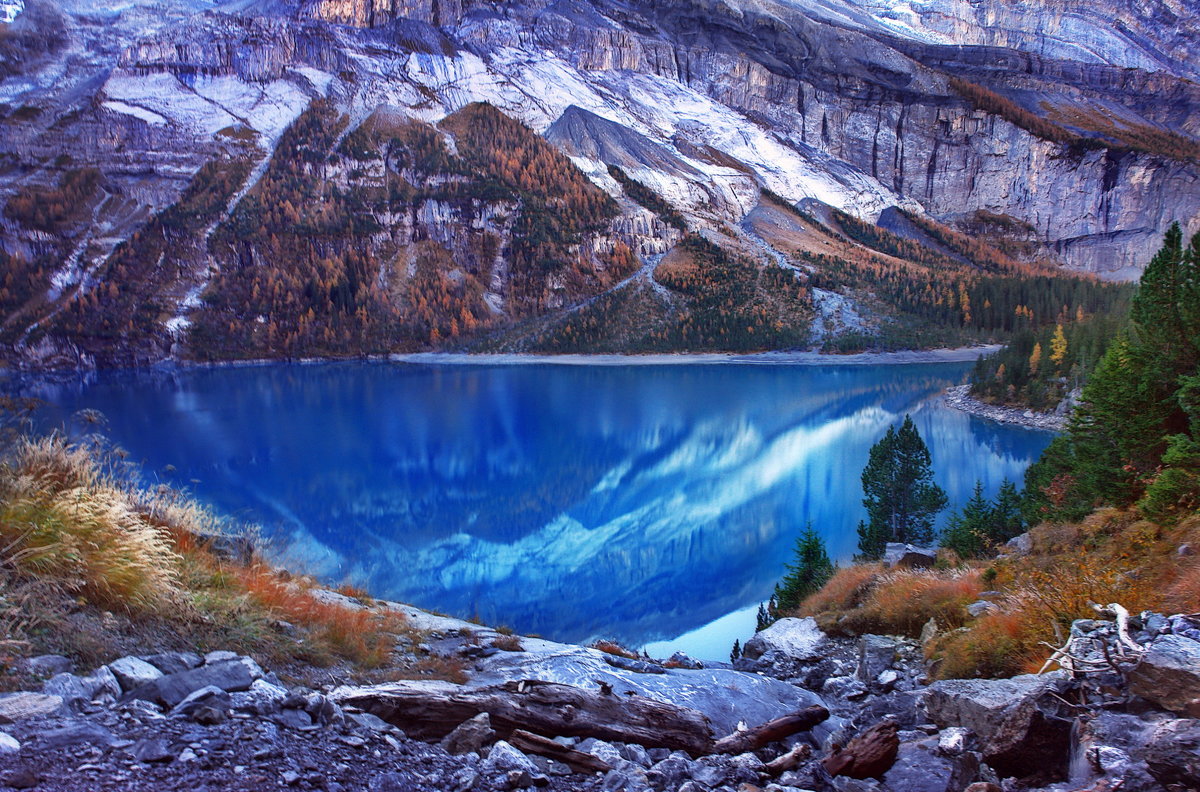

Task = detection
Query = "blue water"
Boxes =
[9,361,1052,660]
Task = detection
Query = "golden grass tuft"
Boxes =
[0,436,180,611]
[0,432,418,677]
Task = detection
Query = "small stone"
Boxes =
[131,737,174,763]
[282,770,301,785]
[936,727,971,756]
[876,670,900,690]
[178,748,197,763]
[0,731,20,754]
[24,655,73,677]
[39,721,116,749]
[6,769,38,789]
[966,601,998,619]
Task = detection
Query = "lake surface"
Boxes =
[10,360,1052,660]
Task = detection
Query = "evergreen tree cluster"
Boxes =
[968,307,1129,411]
[774,526,835,612]
[857,415,948,559]
[1024,224,1200,524]
[940,480,1024,559]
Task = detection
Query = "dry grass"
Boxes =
[0,432,418,677]
[590,639,639,660]
[800,566,982,638]
[491,634,523,652]
[0,436,180,611]
[800,506,1200,679]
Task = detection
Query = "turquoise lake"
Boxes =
[9,361,1052,660]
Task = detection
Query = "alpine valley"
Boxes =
[1,0,1198,367]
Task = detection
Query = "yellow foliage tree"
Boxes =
[1050,323,1068,368]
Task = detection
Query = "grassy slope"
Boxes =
[794,508,1200,679]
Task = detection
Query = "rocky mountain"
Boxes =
[0,0,1196,366]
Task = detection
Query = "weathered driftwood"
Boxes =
[508,729,613,773]
[332,679,714,754]
[709,706,830,755]
[764,743,812,776]
[822,718,899,779]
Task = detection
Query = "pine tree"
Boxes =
[775,526,835,612]
[730,639,741,663]
[859,415,948,558]
[941,481,992,558]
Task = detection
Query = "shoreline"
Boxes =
[383,345,1002,367]
[1,345,1002,377]
[941,383,1068,431]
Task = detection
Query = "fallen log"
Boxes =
[508,729,613,774]
[764,743,812,776]
[331,679,714,754]
[710,706,830,755]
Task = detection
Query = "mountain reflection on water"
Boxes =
[15,361,1052,659]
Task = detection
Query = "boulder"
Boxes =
[0,692,63,723]
[1144,719,1200,788]
[923,673,1071,780]
[742,618,826,662]
[440,712,496,755]
[965,602,997,619]
[1004,534,1032,556]
[230,678,288,716]
[884,737,979,792]
[173,685,231,724]
[124,659,255,708]
[140,652,203,675]
[22,655,72,677]
[883,544,936,569]
[1129,634,1200,715]
[0,732,19,754]
[855,635,898,685]
[131,736,174,763]
[482,740,543,784]
[665,652,703,670]
[108,656,164,693]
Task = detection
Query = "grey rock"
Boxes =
[39,721,116,749]
[0,692,64,723]
[5,769,38,790]
[440,712,496,755]
[108,656,164,693]
[140,652,203,675]
[618,742,651,767]
[924,673,1071,779]
[272,707,313,729]
[124,659,255,708]
[646,753,696,789]
[823,675,869,701]
[349,711,392,733]
[484,740,546,788]
[172,685,231,724]
[742,617,826,662]
[0,731,20,754]
[23,655,72,677]
[856,635,898,685]
[1129,634,1200,715]
[131,736,174,763]
[203,650,240,664]
[966,601,998,618]
[41,673,94,709]
[1144,718,1200,788]
[884,737,979,792]
[230,678,288,716]
[937,727,972,756]
[665,651,703,669]
[577,738,625,767]
[1004,534,1033,556]
[883,543,936,569]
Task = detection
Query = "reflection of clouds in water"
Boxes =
[8,362,1052,657]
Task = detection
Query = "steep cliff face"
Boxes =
[0,0,1195,365]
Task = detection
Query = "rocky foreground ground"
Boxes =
[0,587,1197,792]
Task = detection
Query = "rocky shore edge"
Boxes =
[941,385,1071,431]
[0,574,1197,792]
